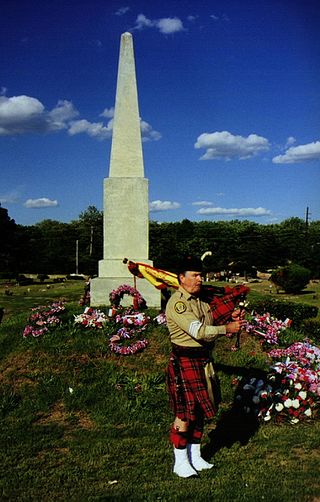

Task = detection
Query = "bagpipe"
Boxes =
[124,258,249,347]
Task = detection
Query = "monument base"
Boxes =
[90,276,161,308]
[98,257,154,277]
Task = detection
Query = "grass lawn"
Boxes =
[0,280,84,319]
[0,280,319,501]
[246,278,320,311]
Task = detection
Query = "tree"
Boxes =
[32,220,76,274]
[0,205,18,275]
[270,264,311,293]
[149,221,180,270]
[72,206,103,275]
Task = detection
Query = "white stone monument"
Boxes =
[90,32,161,308]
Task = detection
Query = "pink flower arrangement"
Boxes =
[115,312,150,328]
[109,309,150,356]
[153,312,167,325]
[23,301,65,338]
[268,341,320,399]
[109,335,148,356]
[109,284,146,308]
[235,339,320,424]
[245,312,291,345]
[74,307,109,329]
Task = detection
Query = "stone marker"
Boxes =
[90,33,161,308]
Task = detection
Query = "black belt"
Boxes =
[171,343,212,358]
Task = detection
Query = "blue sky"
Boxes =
[1,0,319,226]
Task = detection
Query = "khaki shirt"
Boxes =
[165,286,227,348]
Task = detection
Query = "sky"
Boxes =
[1,0,319,227]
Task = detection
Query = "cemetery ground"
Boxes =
[0,279,319,501]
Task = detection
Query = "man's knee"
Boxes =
[173,417,188,431]
[170,418,189,449]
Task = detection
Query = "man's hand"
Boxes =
[226,319,246,334]
[231,308,246,320]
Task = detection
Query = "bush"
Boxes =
[300,318,320,342]
[277,328,306,347]
[37,274,49,283]
[248,298,318,328]
[270,264,311,293]
[16,275,34,286]
[0,272,16,280]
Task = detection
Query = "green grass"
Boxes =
[0,282,319,501]
[245,277,320,311]
[0,280,84,319]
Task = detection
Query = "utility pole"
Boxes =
[76,239,79,274]
[305,206,310,230]
[90,226,93,256]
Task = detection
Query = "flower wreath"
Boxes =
[74,307,108,329]
[23,301,65,338]
[109,310,149,356]
[109,284,146,309]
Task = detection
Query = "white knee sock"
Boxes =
[187,443,214,471]
[173,447,198,478]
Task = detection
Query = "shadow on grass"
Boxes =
[202,364,268,461]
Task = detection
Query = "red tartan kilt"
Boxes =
[167,352,216,422]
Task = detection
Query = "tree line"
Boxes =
[1,205,319,278]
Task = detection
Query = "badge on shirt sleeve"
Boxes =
[174,301,187,314]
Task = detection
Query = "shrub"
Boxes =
[248,298,318,328]
[277,328,306,347]
[16,275,34,286]
[300,318,320,342]
[37,274,49,283]
[270,264,311,293]
[0,272,16,280]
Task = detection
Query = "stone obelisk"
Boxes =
[90,32,161,308]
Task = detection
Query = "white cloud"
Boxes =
[0,95,78,135]
[0,189,21,204]
[0,95,44,134]
[0,94,161,142]
[149,200,181,212]
[285,136,296,147]
[140,119,161,141]
[115,6,130,16]
[68,119,113,140]
[48,100,79,130]
[210,13,229,21]
[134,14,154,30]
[24,198,58,208]
[272,140,320,164]
[100,108,161,139]
[100,107,115,118]
[192,201,213,206]
[68,114,160,142]
[157,17,184,34]
[195,131,270,160]
[134,14,185,34]
[90,39,103,49]
[197,206,271,217]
